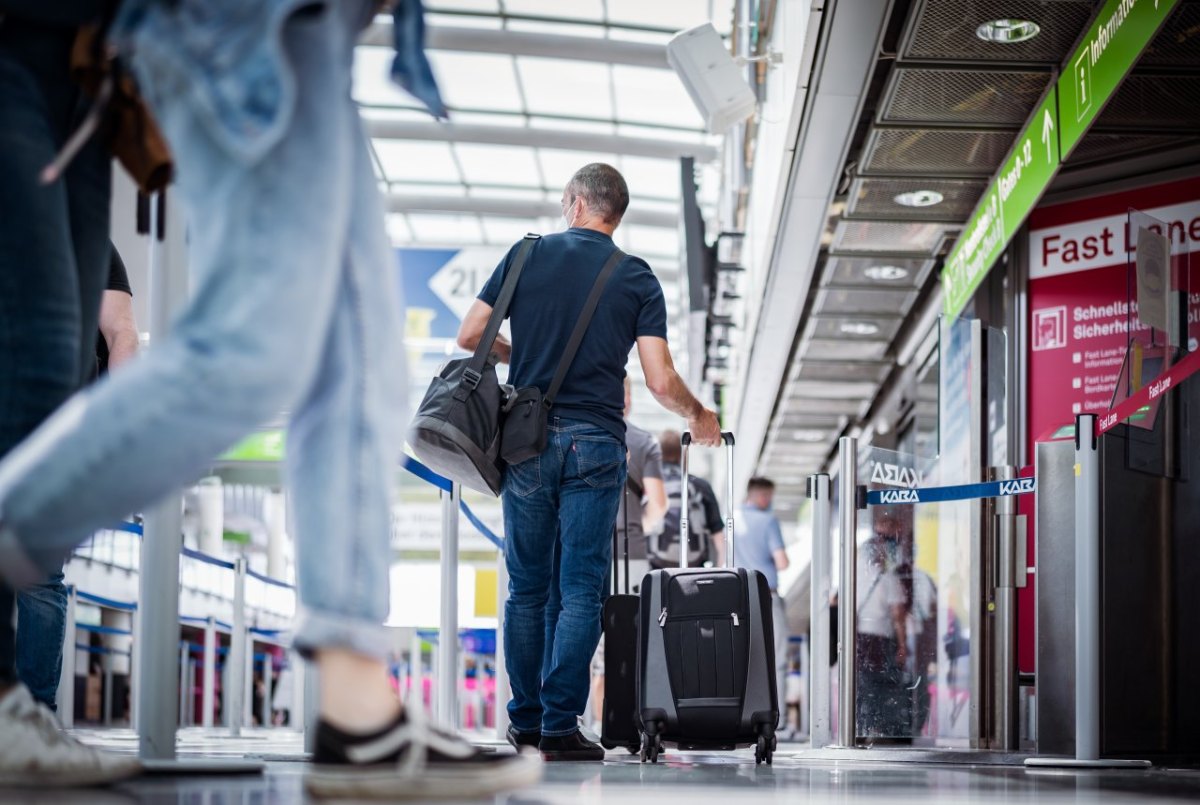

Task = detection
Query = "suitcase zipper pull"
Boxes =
[658,608,668,627]
[731,613,740,627]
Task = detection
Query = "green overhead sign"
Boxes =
[221,430,286,462]
[1058,0,1180,158]
[943,89,1059,318]
[943,0,1180,319]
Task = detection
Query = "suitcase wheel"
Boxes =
[755,732,774,766]
[639,731,663,764]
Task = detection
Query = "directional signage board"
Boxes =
[943,89,1060,318]
[943,0,1181,320]
[1058,0,1180,158]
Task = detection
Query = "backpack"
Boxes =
[648,464,711,569]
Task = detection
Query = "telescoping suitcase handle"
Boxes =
[679,431,736,569]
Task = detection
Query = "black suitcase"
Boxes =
[601,483,641,752]
[637,432,779,764]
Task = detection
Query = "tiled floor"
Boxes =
[2,729,1198,804]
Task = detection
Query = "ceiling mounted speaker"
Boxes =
[667,23,757,134]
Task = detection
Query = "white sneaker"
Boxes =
[0,685,142,787]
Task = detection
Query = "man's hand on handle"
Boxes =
[687,408,722,447]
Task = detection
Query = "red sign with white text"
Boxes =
[1027,177,1200,449]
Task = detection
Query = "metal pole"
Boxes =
[836,437,859,747]
[992,465,1019,750]
[229,557,248,737]
[261,655,272,728]
[136,190,187,762]
[494,553,510,740]
[186,658,196,727]
[409,629,424,709]
[1075,415,1101,760]
[680,435,691,569]
[202,617,216,729]
[303,662,318,753]
[808,473,832,748]
[58,586,77,729]
[178,642,189,727]
[438,484,461,725]
[243,635,254,727]
[137,498,183,759]
[724,433,736,568]
[103,659,114,726]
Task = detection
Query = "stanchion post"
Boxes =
[178,642,189,726]
[807,473,832,748]
[137,497,183,760]
[262,655,272,728]
[58,586,77,729]
[438,483,460,725]
[1026,414,1149,769]
[303,662,318,753]
[202,617,216,729]
[243,634,254,728]
[836,437,859,748]
[495,551,510,740]
[992,465,1020,750]
[229,557,248,737]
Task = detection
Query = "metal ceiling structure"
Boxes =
[738,0,1200,520]
[359,0,734,435]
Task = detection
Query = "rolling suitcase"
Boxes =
[601,482,641,753]
[637,431,779,765]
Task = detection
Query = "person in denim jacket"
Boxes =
[0,0,538,797]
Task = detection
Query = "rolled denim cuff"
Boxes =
[0,526,44,589]
[292,609,394,662]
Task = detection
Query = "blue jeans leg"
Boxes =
[15,571,66,710]
[540,427,624,736]
[502,446,561,735]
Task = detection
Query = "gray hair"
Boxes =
[566,163,630,225]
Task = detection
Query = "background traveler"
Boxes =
[655,428,725,567]
[856,513,910,739]
[734,476,790,731]
[457,162,720,761]
[618,374,667,593]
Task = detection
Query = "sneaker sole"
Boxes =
[0,760,142,788]
[540,749,606,762]
[305,753,542,800]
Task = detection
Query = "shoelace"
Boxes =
[343,705,476,774]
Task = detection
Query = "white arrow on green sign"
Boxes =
[942,88,1060,319]
[943,0,1181,320]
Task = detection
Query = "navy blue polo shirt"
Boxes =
[478,228,668,442]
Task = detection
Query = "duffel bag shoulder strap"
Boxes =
[543,247,625,408]
[457,234,539,398]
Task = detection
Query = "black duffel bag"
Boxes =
[407,235,539,496]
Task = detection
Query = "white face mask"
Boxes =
[561,197,577,230]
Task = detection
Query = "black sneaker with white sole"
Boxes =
[305,705,541,800]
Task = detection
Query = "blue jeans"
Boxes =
[0,0,407,660]
[0,21,112,693]
[503,419,626,737]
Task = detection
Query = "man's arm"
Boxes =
[641,476,667,534]
[636,336,720,445]
[99,290,139,370]
[769,519,789,571]
[772,548,790,572]
[456,300,511,364]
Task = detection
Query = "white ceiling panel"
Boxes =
[517,57,614,119]
[504,0,604,20]
[625,225,680,258]
[537,149,622,189]
[605,0,733,33]
[613,65,705,129]
[374,140,461,183]
[427,0,501,12]
[427,52,522,112]
[406,214,485,243]
[454,143,543,187]
[620,155,685,199]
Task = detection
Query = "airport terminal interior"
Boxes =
[3,0,1200,802]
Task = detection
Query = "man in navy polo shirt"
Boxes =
[457,163,720,761]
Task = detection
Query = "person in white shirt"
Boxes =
[855,513,909,738]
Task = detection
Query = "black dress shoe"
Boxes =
[506,724,541,750]
[538,730,605,761]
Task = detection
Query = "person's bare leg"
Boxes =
[316,649,403,733]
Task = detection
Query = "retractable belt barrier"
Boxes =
[866,476,1037,506]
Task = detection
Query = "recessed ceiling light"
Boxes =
[976,18,1041,44]
[894,190,944,208]
[864,264,909,282]
[792,429,825,443]
[839,320,881,337]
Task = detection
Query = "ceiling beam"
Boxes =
[386,194,678,228]
[362,22,671,70]
[365,117,719,162]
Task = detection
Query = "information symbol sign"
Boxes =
[1074,51,1092,122]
